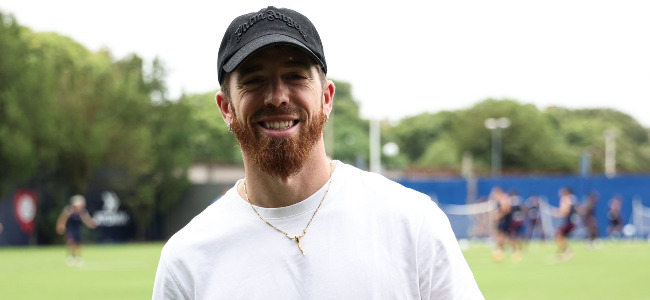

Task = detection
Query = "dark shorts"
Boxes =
[498,219,511,233]
[557,222,575,236]
[609,218,622,228]
[65,229,81,244]
[509,221,525,237]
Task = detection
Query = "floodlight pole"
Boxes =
[485,117,510,177]
[492,128,502,176]
[604,129,617,178]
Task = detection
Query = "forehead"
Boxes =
[236,44,317,72]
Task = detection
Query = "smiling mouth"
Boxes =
[261,120,298,131]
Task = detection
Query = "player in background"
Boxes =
[554,187,577,261]
[581,191,600,248]
[607,195,624,238]
[524,194,544,242]
[56,195,97,266]
[491,186,511,262]
[508,189,525,262]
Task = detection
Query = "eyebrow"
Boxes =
[237,65,263,78]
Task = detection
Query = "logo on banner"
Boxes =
[93,191,129,227]
[13,190,38,235]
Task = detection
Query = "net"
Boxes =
[632,198,650,239]
[438,200,497,240]
[538,197,586,239]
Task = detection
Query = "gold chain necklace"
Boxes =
[243,161,334,256]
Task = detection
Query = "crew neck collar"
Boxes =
[235,160,341,220]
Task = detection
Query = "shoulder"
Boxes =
[162,187,239,255]
[156,185,248,295]
[335,162,423,196]
[335,162,432,206]
[333,162,441,224]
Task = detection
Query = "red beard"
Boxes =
[230,104,326,179]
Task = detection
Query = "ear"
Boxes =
[216,90,233,126]
[322,79,335,116]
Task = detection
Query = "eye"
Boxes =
[285,73,308,81]
[242,76,265,86]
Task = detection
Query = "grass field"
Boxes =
[464,240,650,300]
[0,243,161,300]
[0,240,648,299]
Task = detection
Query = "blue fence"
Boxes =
[399,174,650,238]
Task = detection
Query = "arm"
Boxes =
[81,210,97,229]
[496,197,511,220]
[56,207,70,234]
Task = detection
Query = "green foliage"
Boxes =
[0,12,190,240]
[417,135,459,167]
[386,111,456,164]
[451,99,573,173]
[546,107,650,172]
[386,98,648,175]
[180,91,240,163]
[0,14,56,189]
[329,80,369,166]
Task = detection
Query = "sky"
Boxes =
[2,0,650,127]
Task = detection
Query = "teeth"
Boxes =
[263,121,294,130]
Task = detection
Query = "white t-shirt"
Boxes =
[153,162,483,299]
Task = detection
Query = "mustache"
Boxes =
[251,105,306,120]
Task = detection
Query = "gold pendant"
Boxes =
[293,236,305,255]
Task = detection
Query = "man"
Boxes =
[507,189,524,262]
[490,186,510,262]
[581,191,599,247]
[153,6,483,299]
[607,194,623,238]
[56,194,97,266]
[524,194,544,241]
[553,187,577,261]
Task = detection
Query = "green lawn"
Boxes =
[0,240,648,299]
[465,240,650,300]
[0,243,162,300]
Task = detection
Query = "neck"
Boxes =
[239,141,333,208]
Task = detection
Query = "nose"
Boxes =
[264,76,289,107]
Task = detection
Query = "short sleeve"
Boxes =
[417,200,484,300]
[152,251,190,300]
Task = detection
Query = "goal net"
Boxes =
[538,197,586,239]
[437,200,497,240]
[632,198,650,239]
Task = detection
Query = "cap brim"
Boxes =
[223,34,323,73]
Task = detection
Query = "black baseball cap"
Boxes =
[217,6,327,85]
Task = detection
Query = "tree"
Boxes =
[546,107,650,173]
[451,99,572,173]
[0,13,61,192]
[385,99,576,174]
[328,80,369,167]
[385,111,456,164]
[181,91,240,164]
